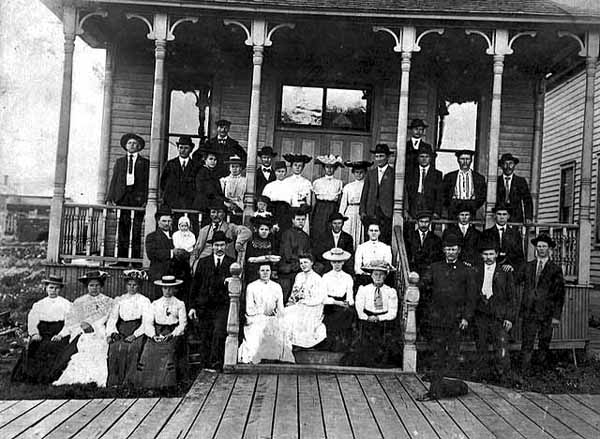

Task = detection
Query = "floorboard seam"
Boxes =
[126,398,162,439]
[71,399,116,438]
[335,374,356,439]
[181,372,219,439]
[210,375,238,439]
[375,375,417,439]
[43,399,93,439]
[0,401,19,415]
[270,374,279,439]
[569,394,600,416]
[519,391,589,438]
[97,399,137,439]
[239,374,259,439]
[13,400,70,439]
[356,375,384,438]
[467,386,527,439]
[315,375,328,439]
[153,397,186,438]
[0,400,45,429]
[546,394,600,430]
[394,375,442,439]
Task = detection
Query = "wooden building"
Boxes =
[40,0,600,371]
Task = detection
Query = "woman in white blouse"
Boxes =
[311,155,344,244]
[106,269,152,387]
[135,275,187,389]
[354,220,393,286]
[12,275,73,384]
[238,262,294,364]
[263,161,293,232]
[283,153,313,235]
[339,161,372,250]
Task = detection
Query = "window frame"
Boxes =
[559,161,576,224]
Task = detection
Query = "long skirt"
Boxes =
[135,324,182,389]
[238,315,294,364]
[11,321,75,384]
[341,204,363,250]
[53,319,110,387]
[322,305,354,352]
[106,319,145,387]
[272,201,292,232]
[283,304,326,348]
[311,200,338,243]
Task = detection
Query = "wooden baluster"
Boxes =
[99,206,107,258]
[127,209,135,263]
[198,212,203,230]
[403,272,420,373]
[85,207,93,256]
[114,208,121,260]
[223,263,242,370]
[71,206,80,256]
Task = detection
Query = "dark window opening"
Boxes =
[559,163,575,223]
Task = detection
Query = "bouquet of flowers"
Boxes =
[288,284,307,305]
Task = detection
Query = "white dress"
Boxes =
[172,230,196,252]
[238,280,294,364]
[220,174,247,212]
[283,271,327,348]
[339,179,365,250]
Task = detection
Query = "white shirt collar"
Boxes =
[128,152,139,159]
[378,164,388,172]
[496,224,506,230]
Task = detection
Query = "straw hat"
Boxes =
[361,260,396,273]
[322,247,352,262]
[154,275,183,287]
[78,270,109,285]
[42,275,65,286]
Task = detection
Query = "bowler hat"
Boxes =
[42,275,65,287]
[155,205,173,219]
[328,212,348,223]
[176,135,195,147]
[216,119,231,127]
[370,143,393,155]
[290,205,312,216]
[207,230,232,244]
[478,238,499,252]
[454,202,475,216]
[531,233,556,248]
[256,195,271,204]
[120,133,145,151]
[258,146,277,157]
[442,233,463,247]
[500,153,519,165]
[409,118,428,129]
[207,200,227,212]
[283,153,312,164]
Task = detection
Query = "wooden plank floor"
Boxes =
[2,372,600,438]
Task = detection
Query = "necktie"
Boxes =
[216,258,221,269]
[499,227,504,243]
[505,177,510,202]
[128,154,133,173]
[182,160,186,172]
[535,260,543,286]
[420,232,425,246]
[374,287,383,311]
[418,168,425,194]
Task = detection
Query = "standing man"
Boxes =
[255,146,277,195]
[203,119,247,178]
[442,203,481,266]
[442,150,486,219]
[496,153,533,223]
[405,118,433,173]
[312,212,354,275]
[404,210,443,276]
[482,203,524,269]
[360,143,394,244]
[404,144,443,220]
[106,133,149,261]
[160,135,200,233]
[192,148,224,217]
[518,234,565,372]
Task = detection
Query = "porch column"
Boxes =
[47,6,77,262]
[466,29,535,227]
[530,78,546,218]
[225,19,294,222]
[96,43,114,204]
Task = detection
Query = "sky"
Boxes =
[0,0,105,202]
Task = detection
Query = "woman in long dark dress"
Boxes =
[135,275,187,389]
[12,275,73,384]
[245,216,279,283]
[311,155,343,243]
[106,269,152,387]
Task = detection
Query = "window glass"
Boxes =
[436,101,478,175]
[325,88,368,130]
[169,90,200,134]
[559,164,574,223]
[280,86,323,126]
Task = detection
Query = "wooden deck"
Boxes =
[1,372,600,438]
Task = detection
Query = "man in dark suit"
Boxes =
[405,144,443,219]
[192,148,224,218]
[405,210,444,275]
[360,143,394,244]
[473,239,516,377]
[255,146,277,196]
[442,150,486,218]
[496,153,533,223]
[405,118,434,174]
[202,119,247,178]
[106,133,149,261]
[312,212,354,275]
[482,203,524,269]
[442,203,481,266]
[160,135,201,233]
[517,234,565,372]
[188,231,235,369]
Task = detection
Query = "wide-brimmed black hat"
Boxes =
[207,230,232,244]
[409,118,428,129]
[199,147,218,156]
[250,215,274,228]
[344,160,373,170]
[290,205,312,216]
[42,275,65,287]
[492,203,513,215]
[78,270,109,285]
[283,153,312,164]
[455,149,475,158]
[370,143,393,155]
[442,233,463,247]
[258,146,277,157]
[500,153,520,165]
[216,119,231,127]
[120,133,145,151]
[176,135,195,147]
[328,212,348,223]
[416,144,437,157]
[531,233,556,248]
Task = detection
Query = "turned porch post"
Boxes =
[224,19,294,223]
[96,43,114,204]
[47,6,77,262]
[530,78,546,218]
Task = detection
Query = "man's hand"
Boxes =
[30,334,42,342]
[124,334,136,343]
[501,264,514,272]
[459,319,469,330]
[367,315,379,323]
[551,317,560,327]
[81,322,94,334]
[189,309,198,320]
[503,320,513,331]
[51,335,63,342]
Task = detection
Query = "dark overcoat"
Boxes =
[496,174,533,223]
[189,254,235,311]
[160,157,200,209]
[518,259,566,320]
[442,224,481,266]
[256,167,277,196]
[404,228,444,275]
[192,167,224,211]
[405,166,443,218]
[473,264,516,322]
[203,136,247,178]
[106,155,149,206]
[482,225,525,268]
[145,230,174,281]
[359,165,394,219]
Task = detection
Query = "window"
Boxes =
[279,85,370,131]
[559,163,575,223]
[435,101,478,175]
[167,89,211,159]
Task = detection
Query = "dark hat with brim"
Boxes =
[154,275,184,287]
[345,160,373,170]
[176,135,195,147]
[256,195,271,204]
[155,205,173,219]
[492,203,513,215]
[290,205,312,216]
[328,212,348,223]
[416,210,433,220]
[443,233,463,247]
[370,143,393,155]
[531,233,556,248]
[416,144,437,157]
[123,269,148,282]
[78,270,109,285]
[120,133,145,151]
[258,146,277,157]
[200,147,219,157]
[42,275,65,287]
[225,154,245,166]
[283,153,312,164]
[500,153,520,165]
[409,118,429,129]
[207,230,233,244]
[454,202,475,216]
[455,149,475,158]
[273,161,287,171]
[216,119,232,127]
[479,239,499,252]
[250,215,274,228]
[207,200,227,212]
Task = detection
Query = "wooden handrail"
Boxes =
[64,202,146,211]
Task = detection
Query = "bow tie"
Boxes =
[263,167,271,172]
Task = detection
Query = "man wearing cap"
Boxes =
[189,200,251,274]
[160,135,201,233]
[312,212,354,275]
[106,133,149,261]
[442,149,486,218]
[189,231,235,369]
[192,148,224,215]
[496,153,533,223]
[473,239,515,377]
[442,203,481,266]
[360,143,395,244]
[220,154,247,224]
[278,206,312,300]
[404,210,443,276]
[482,203,524,269]
[256,146,278,195]
[405,144,443,220]
[406,118,434,173]
[204,119,247,178]
[517,234,565,372]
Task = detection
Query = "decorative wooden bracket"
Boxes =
[224,18,295,47]
[558,31,600,58]
[126,13,198,41]
[465,29,536,56]
[76,11,108,35]
[372,26,444,52]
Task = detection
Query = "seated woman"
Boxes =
[106,270,152,387]
[54,271,114,387]
[283,253,327,348]
[245,216,279,283]
[12,275,73,384]
[135,275,187,389]
[354,219,393,286]
[238,262,294,364]
[321,248,354,351]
